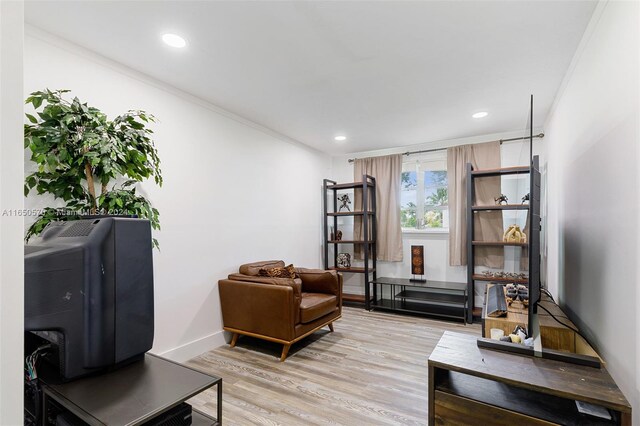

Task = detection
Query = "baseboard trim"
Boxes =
[156,330,226,363]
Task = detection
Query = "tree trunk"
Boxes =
[83,156,97,214]
[101,182,108,195]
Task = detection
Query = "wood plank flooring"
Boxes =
[186,307,480,425]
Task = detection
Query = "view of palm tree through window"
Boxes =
[401,168,448,229]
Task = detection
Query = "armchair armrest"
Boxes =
[218,279,297,341]
[227,274,302,312]
[295,268,342,297]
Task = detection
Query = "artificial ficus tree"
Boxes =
[24,89,163,247]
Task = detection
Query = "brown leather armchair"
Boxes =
[218,260,342,361]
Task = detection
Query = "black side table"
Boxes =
[39,353,222,425]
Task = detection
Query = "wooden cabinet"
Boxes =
[428,332,631,425]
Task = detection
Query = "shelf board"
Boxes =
[192,409,218,426]
[396,290,466,306]
[471,204,529,211]
[329,267,375,274]
[471,166,530,177]
[472,274,528,284]
[372,298,465,321]
[435,371,618,426]
[327,181,375,190]
[328,240,375,244]
[327,211,374,216]
[342,293,374,303]
[472,241,528,247]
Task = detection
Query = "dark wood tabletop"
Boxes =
[41,353,221,425]
[428,331,631,413]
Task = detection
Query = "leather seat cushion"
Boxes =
[300,293,337,324]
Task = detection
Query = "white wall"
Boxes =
[544,0,639,420]
[331,129,544,307]
[0,1,25,423]
[24,28,332,361]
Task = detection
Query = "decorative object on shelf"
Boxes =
[505,283,529,306]
[503,224,527,243]
[337,253,351,269]
[513,324,528,340]
[337,194,351,211]
[505,283,518,304]
[335,230,343,241]
[480,270,528,281]
[490,328,504,340]
[410,245,426,282]
[494,194,509,205]
[521,193,530,204]
[330,226,334,241]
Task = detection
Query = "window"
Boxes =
[400,153,449,231]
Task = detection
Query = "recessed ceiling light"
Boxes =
[334,135,347,142]
[472,111,489,119]
[162,33,187,48]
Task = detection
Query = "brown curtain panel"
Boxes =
[353,154,403,262]
[447,141,504,268]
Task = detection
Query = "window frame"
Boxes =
[400,151,449,233]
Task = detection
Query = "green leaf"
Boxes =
[32,97,43,109]
[25,113,38,124]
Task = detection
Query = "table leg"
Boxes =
[217,380,222,425]
[428,365,435,426]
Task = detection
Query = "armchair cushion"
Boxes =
[300,293,338,324]
[258,264,297,279]
[239,260,285,276]
[296,268,340,295]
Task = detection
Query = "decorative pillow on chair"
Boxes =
[259,264,297,279]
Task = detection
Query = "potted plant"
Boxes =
[24,89,163,247]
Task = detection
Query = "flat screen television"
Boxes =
[476,98,599,368]
[25,217,155,380]
[528,155,542,335]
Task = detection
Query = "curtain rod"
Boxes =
[347,132,545,163]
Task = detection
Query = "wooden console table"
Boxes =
[428,331,631,425]
[39,353,221,425]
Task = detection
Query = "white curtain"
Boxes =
[354,154,403,262]
[447,141,504,268]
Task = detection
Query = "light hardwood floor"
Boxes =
[186,307,480,425]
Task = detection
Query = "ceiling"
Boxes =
[25,1,597,155]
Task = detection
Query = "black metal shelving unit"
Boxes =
[323,175,377,310]
[466,156,540,323]
[370,277,467,322]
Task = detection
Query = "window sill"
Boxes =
[402,228,449,235]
